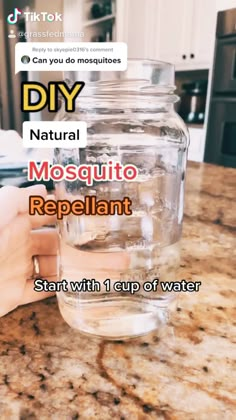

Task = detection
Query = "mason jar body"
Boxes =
[54,60,189,339]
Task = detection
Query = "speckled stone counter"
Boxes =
[0,162,235,420]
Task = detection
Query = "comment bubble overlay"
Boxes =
[23,121,87,148]
[15,42,127,73]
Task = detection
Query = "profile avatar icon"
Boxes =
[21,55,30,64]
[8,30,16,39]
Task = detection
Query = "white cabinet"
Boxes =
[117,0,219,70]
[155,0,217,70]
[189,0,217,69]
[188,127,205,162]
[154,0,192,67]
[216,0,236,11]
[116,0,156,59]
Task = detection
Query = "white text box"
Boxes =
[23,121,87,148]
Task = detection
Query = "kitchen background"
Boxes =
[0,0,236,167]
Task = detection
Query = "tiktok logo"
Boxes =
[7,8,22,24]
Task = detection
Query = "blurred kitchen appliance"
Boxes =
[0,5,29,133]
[205,8,236,168]
[179,81,207,124]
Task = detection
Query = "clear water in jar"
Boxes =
[56,138,184,339]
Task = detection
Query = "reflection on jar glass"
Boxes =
[54,60,189,340]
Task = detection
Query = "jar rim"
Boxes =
[64,58,176,95]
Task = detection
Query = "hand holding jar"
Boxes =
[0,185,58,317]
[0,185,129,318]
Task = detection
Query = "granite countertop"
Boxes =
[0,162,235,420]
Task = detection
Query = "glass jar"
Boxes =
[54,60,189,340]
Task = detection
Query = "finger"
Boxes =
[29,255,58,279]
[21,275,57,305]
[0,185,47,230]
[30,214,56,229]
[61,242,130,272]
[28,193,56,228]
[87,251,130,271]
[37,255,58,277]
[31,228,59,256]
[26,191,56,228]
